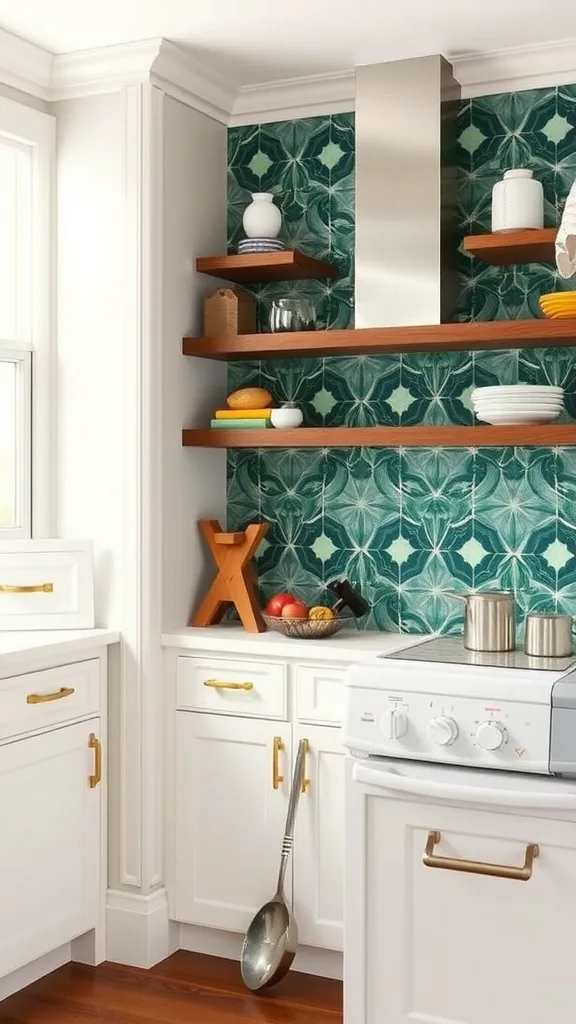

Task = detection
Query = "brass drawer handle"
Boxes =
[272,736,284,790]
[27,686,75,705]
[423,830,539,881]
[203,679,254,691]
[301,738,311,793]
[0,583,53,593]
[88,733,102,788]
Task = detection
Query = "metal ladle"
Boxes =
[240,738,308,991]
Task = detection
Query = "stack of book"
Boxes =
[211,409,272,430]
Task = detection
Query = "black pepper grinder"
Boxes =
[327,579,369,618]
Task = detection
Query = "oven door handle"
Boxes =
[352,762,576,810]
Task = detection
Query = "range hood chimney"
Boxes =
[355,55,460,328]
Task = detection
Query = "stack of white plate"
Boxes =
[471,385,564,424]
[237,237,286,254]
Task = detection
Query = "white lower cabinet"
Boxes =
[293,724,345,950]
[174,713,292,931]
[172,660,346,954]
[354,793,576,1024]
[0,720,101,978]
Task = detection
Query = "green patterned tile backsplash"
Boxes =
[226,88,576,633]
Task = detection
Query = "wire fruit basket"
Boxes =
[262,613,349,640]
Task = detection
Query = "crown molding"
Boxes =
[452,38,576,98]
[51,38,163,101]
[49,37,232,123]
[2,23,576,122]
[150,41,235,124]
[0,27,53,101]
[229,38,576,125]
[230,69,355,126]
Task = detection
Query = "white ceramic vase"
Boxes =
[242,193,282,239]
[491,169,543,233]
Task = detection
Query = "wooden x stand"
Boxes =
[191,520,269,633]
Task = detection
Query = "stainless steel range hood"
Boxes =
[355,55,460,328]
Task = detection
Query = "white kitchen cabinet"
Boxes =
[174,712,291,931]
[0,720,101,978]
[347,780,576,1024]
[293,724,345,950]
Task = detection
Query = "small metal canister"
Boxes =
[524,613,574,658]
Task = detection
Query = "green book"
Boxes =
[210,418,271,429]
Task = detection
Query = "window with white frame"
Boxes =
[0,99,54,539]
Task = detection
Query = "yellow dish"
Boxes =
[540,300,576,310]
[539,293,576,318]
[540,294,576,306]
[540,291,576,302]
[540,308,576,320]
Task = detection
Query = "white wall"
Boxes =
[55,93,124,627]
[161,95,227,631]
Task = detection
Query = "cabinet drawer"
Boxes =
[0,660,100,740]
[0,540,94,630]
[295,664,346,725]
[176,656,287,719]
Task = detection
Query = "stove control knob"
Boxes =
[428,716,458,747]
[476,720,507,751]
[383,709,409,741]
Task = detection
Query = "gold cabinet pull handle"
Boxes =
[88,733,102,789]
[0,583,53,593]
[423,830,539,881]
[203,679,254,691]
[272,736,284,790]
[301,738,311,793]
[27,686,75,705]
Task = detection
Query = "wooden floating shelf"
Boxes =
[196,250,337,283]
[183,318,576,361]
[463,228,557,266]
[182,425,576,449]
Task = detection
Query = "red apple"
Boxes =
[265,592,296,617]
[281,600,308,620]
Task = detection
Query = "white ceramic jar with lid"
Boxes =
[491,169,544,233]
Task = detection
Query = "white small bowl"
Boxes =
[270,406,304,429]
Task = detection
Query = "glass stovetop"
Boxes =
[383,635,576,672]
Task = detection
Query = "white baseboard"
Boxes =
[178,923,343,981]
[106,888,178,968]
[0,943,71,1002]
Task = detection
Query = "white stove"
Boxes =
[344,636,576,1024]
[343,635,576,775]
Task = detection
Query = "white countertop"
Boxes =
[0,628,120,672]
[162,625,426,663]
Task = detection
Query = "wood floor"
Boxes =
[0,952,343,1023]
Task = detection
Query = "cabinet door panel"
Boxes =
[293,724,345,950]
[347,771,576,1024]
[174,713,290,931]
[0,721,100,978]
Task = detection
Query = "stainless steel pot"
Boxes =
[449,591,516,652]
[524,613,574,658]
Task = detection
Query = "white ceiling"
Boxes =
[1,0,576,86]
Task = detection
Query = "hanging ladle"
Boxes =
[240,738,308,991]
